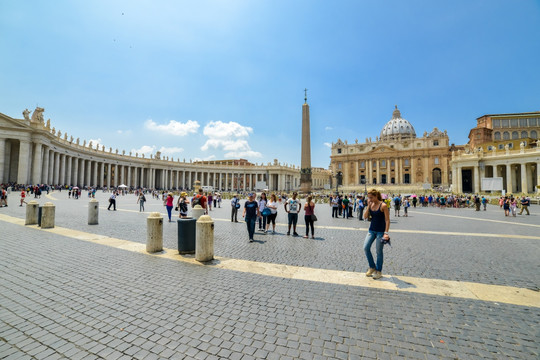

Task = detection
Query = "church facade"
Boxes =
[330,106,458,189]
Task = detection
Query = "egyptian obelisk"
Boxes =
[300,89,312,193]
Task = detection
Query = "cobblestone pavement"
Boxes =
[1,191,539,359]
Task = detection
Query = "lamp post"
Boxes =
[335,171,342,195]
[361,178,367,195]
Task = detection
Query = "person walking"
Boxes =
[258,192,268,232]
[503,197,510,216]
[303,196,316,239]
[207,193,213,211]
[137,192,146,212]
[331,196,339,218]
[165,193,174,222]
[519,196,530,215]
[342,196,350,218]
[243,193,260,243]
[481,196,487,211]
[231,194,240,222]
[177,192,189,218]
[363,189,390,280]
[393,195,401,217]
[108,192,117,211]
[510,197,517,217]
[403,198,410,217]
[265,194,279,234]
[191,188,208,214]
[284,192,301,236]
[20,189,26,206]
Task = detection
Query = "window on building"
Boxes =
[494,132,501,140]
[337,148,342,154]
[434,157,439,165]
[510,119,519,127]
[433,140,439,146]
[498,144,504,150]
[391,160,395,167]
[512,131,519,139]
[338,163,342,169]
[487,146,494,151]
[521,131,528,138]
[531,130,538,139]
[381,160,386,167]
[529,118,537,126]
[373,161,376,168]
[520,118,528,127]
[508,143,513,149]
[501,119,509,128]
[417,143,422,147]
[360,161,365,168]
[503,131,510,140]
[493,119,501,128]
[404,159,410,166]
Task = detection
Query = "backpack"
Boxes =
[192,195,201,207]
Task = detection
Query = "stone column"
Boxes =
[243,173,247,191]
[225,173,229,191]
[66,156,72,186]
[520,163,528,194]
[42,147,49,184]
[525,163,533,194]
[114,165,119,187]
[79,158,85,187]
[376,160,380,184]
[537,162,540,194]
[107,163,111,188]
[456,165,462,193]
[48,151,54,184]
[17,140,31,184]
[354,161,359,185]
[423,157,429,184]
[219,173,223,191]
[127,166,132,188]
[32,142,42,185]
[73,157,79,186]
[98,162,103,188]
[93,161,98,187]
[0,138,5,184]
[85,159,91,187]
[473,165,480,194]
[59,154,66,186]
[411,157,416,185]
[506,164,513,193]
[54,152,60,185]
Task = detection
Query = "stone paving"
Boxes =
[1,191,539,359]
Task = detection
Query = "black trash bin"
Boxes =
[177,217,197,254]
[38,205,43,227]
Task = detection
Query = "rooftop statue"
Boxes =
[22,108,30,120]
[30,107,45,124]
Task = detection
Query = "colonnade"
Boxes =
[0,138,300,191]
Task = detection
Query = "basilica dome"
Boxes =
[380,106,416,140]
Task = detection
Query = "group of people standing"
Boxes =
[500,196,530,216]
[232,192,317,242]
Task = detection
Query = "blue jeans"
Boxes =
[364,231,384,271]
[166,205,173,221]
[258,215,267,229]
[246,216,256,240]
[343,206,349,218]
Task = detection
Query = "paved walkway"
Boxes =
[1,191,539,359]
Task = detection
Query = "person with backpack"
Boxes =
[393,195,401,217]
[231,194,240,222]
[481,196,487,211]
[243,193,261,243]
[137,192,146,212]
[191,188,208,214]
[108,192,117,211]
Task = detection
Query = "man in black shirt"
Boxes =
[243,193,260,242]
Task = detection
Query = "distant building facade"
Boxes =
[451,111,540,194]
[330,106,457,189]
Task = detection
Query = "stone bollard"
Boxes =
[88,199,99,225]
[147,212,163,253]
[192,205,205,220]
[25,200,39,225]
[196,215,214,262]
[41,202,56,229]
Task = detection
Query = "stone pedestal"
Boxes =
[146,212,163,253]
[41,202,55,229]
[196,215,214,262]
[88,199,99,225]
[25,200,39,225]
[192,204,205,220]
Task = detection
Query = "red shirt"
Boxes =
[21,191,26,198]
[194,195,207,208]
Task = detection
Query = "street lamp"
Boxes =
[361,178,367,195]
[335,171,342,195]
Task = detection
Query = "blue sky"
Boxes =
[1,0,539,168]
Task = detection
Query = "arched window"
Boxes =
[521,131,528,138]
[512,131,519,139]
[494,132,501,140]
[503,131,510,140]
[531,130,538,139]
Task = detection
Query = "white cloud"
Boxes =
[325,126,333,131]
[203,121,252,138]
[116,129,132,135]
[193,155,216,162]
[324,142,332,148]
[145,119,200,136]
[131,145,156,155]
[88,138,102,149]
[200,120,261,159]
[159,146,184,154]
